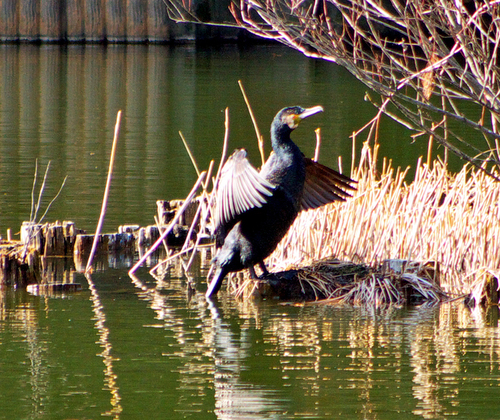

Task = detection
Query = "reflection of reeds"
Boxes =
[85,273,123,418]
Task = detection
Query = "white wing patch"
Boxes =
[214,149,275,229]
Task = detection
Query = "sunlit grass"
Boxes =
[265,139,500,302]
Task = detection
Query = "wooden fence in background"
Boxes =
[0,0,237,42]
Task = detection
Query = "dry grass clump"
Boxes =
[143,85,499,306]
[229,256,447,305]
[266,140,500,302]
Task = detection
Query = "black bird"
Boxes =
[206,106,355,298]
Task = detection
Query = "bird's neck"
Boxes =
[271,124,294,152]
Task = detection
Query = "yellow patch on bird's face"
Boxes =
[284,113,300,129]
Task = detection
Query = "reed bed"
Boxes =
[265,140,500,303]
[135,129,499,305]
[145,86,499,306]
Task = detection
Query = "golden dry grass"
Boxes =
[266,140,500,300]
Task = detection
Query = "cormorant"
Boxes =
[206,106,355,298]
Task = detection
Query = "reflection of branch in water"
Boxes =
[84,273,122,419]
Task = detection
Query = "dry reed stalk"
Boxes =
[179,131,201,176]
[129,170,207,275]
[238,80,265,166]
[85,111,122,273]
[84,272,123,416]
[184,160,215,271]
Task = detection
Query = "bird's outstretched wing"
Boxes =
[301,158,356,211]
[214,149,275,230]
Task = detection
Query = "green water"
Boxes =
[0,44,499,419]
[1,268,499,419]
[0,42,426,237]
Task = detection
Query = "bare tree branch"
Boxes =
[165,0,500,173]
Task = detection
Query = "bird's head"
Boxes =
[275,105,324,130]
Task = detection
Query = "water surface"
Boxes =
[1,268,499,419]
[0,44,498,420]
[1,43,425,236]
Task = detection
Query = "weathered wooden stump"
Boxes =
[157,199,200,227]
[21,220,82,257]
[0,245,41,286]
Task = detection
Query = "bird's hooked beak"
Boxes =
[289,105,323,128]
[298,105,324,120]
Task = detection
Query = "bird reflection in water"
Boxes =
[207,299,287,418]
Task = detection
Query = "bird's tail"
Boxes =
[206,266,229,298]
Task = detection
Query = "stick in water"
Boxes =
[85,110,122,273]
[128,170,207,276]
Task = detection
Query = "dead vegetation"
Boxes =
[159,0,500,305]
[262,131,500,304]
[138,95,498,306]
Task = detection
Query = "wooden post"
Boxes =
[66,0,85,42]
[40,0,63,41]
[147,0,169,43]
[0,0,19,41]
[44,224,65,256]
[106,0,126,42]
[85,0,105,42]
[126,0,147,43]
[19,0,39,41]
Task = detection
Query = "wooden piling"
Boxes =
[127,0,147,43]
[84,0,105,42]
[147,0,170,43]
[66,0,85,42]
[18,0,39,41]
[2,0,240,43]
[44,224,65,256]
[0,0,18,41]
[21,222,44,254]
[106,0,126,43]
[40,0,63,42]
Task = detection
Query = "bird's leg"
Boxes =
[248,266,259,279]
[259,262,269,277]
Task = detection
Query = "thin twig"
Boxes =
[129,170,207,275]
[238,80,266,165]
[86,110,122,273]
